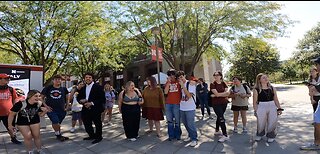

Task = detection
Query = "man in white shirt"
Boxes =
[176,71,198,147]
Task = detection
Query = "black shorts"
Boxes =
[231,105,248,111]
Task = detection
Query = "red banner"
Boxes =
[150,45,163,62]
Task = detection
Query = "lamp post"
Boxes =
[152,26,161,86]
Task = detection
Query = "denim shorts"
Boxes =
[72,111,82,121]
[47,111,66,124]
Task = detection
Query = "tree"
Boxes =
[229,36,280,85]
[108,1,293,75]
[281,59,297,84]
[0,50,21,64]
[0,1,113,85]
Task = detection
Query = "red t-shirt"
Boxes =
[0,88,17,116]
[165,80,181,104]
[210,81,228,105]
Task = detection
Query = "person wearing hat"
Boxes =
[0,73,22,144]
[301,57,320,150]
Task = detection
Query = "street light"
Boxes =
[152,26,161,86]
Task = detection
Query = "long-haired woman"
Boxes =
[142,76,165,137]
[308,66,320,112]
[8,90,48,154]
[253,73,283,143]
[101,83,115,125]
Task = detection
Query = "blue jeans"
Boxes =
[180,110,198,141]
[165,104,181,139]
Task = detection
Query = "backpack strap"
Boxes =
[186,81,196,103]
[243,84,250,94]
[9,86,14,104]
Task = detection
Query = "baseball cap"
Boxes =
[0,73,10,79]
[312,57,320,64]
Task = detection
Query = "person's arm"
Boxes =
[118,91,124,113]
[136,89,144,105]
[158,87,165,109]
[65,88,71,111]
[40,87,52,112]
[39,104,49,117]
[164,79,171,96]
[253,89,258,112]
[211,87,230,97]
[7,111,17,132]
[272,87,283,115]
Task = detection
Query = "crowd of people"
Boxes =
[3,57,320,153]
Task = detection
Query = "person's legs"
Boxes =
[92,111,103,140]
[1,116,21,144]
[29,123,41,150]
[203,95,211,116]
[148,120,154,131]
[184,110,197,141]
[17,125,33,152]
[132,105,141,138]
[46,112,61,135]
[180,111,188,137]
[240,109,248,130]
[233,111,239,130]
[82,111,95,138]
[199,96,205,116]
[165,104,174,139]
[256,102,268,137]
[172,104,181,140]
[108,107,113,122]
[101,109,107,123]
[155,120,161,137]
[266,103,278,139]
[212,105,220,132]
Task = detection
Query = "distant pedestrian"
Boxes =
[101,83,115,125]
[210,71,230,143]
[8,90,48,154]
[164,69,182,141]
[142,76,165,137]
[301,57,320,150]
[77,72,106,144]
[118,81,144,141]
[253,73,283,143]
[229,76,251,134]
[196,78,212,119]
[68,80,85,133]
[41,74,70,142]
[0,73,22,144]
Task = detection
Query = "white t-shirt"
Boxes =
[180,80,196,111]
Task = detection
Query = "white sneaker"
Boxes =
[190,141,198,147]
[70,127,75,133]
[184,137,191,142]
[233,127,238,133]
[255,136,262,141]
[214,131,222,135]
[218,135,229,143]
[129,138,137,141]
[267,138,275,143]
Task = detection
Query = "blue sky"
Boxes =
[273,1,320,61]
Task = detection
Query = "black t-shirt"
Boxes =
[41,85,69,112]
[11,101,43,125]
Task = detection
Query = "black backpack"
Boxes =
[231,83,251,94]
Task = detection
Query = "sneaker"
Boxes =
[11,137,22,144]
[242,128,248,134]
[28,151,34,154]
[183,137,191,142]
[129,138,137,141]
[267,138,275,143]
[214,131,222,135]
[218,135,229,143]
[300,143,320,150]
[56,135,69,142]
[233,128,238,133]
[190,141,198,147]
[70,127,75,133]
[255,136,262,141]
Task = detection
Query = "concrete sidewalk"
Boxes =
[0,84,319,154]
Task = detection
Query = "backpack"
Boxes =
[15,100,42,124]
[231,83,251,94]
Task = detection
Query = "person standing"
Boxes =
[101,83,115,125]
[77,72,106,144]
[210,71,230,143]
[68,80,85,133]
[8,90,48,154]
[253,73,283,143]
[176,71,198,147]
[118,81,144,141]
[196,78,212,119]
[164,69,182,141]
[229,76,251,134]
[0,73,22,144]
[142,76,165,137]
[307,66,320,112]
[301,57,320,150]
[41,75,69,142]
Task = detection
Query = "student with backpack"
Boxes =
[229,76,251,134]
[8,90,48,154]
[0,73,22,144]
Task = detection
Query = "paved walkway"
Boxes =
[0,84,319,154]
